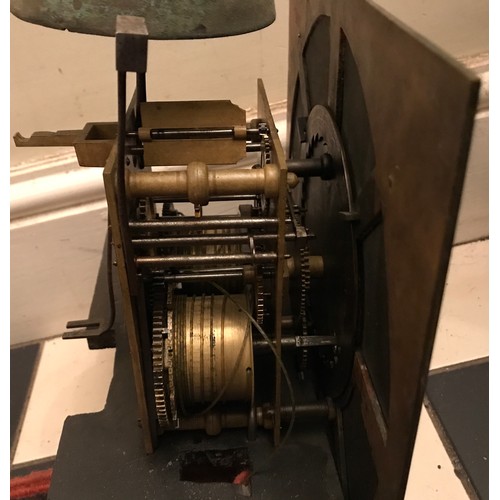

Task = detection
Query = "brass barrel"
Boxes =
[173,294,253,409]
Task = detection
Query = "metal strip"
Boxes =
[257,78,288,446]
[102,145,154,453]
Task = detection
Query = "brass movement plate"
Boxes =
[140,100,246,166]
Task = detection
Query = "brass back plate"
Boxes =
[288,0,479,498]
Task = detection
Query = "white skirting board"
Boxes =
[11,201,109,345]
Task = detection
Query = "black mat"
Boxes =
[426,359,488,499]
[48,254,344,500]
[49,325,343,499]
[11,343,41,454]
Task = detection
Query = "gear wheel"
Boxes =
[151,279,178,429]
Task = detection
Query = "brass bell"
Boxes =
[10,0,276,39]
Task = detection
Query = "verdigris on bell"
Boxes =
[10,0,276,39]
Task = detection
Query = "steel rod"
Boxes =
[152,195,257,203]
[175,266,244,274]
[151,127,234,140]
[129,217,280,231]
[176,400,334,433]
[286,154,335,179]
[253,335,337,351]
[279,402,333,420]
[116,72,127,215]
[134,127,261,141]
[135,72,147,124]
[131,232,296,248]
[246,143,264,152]
[163,272,243,282]
[136,252,277,268]
[253,336,296,351]
[129,145,263,154]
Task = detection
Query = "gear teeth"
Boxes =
[165,288,178,424]
[137,199,148,221]
[151,281,168,427]
[299,246,311,370]
[151,279,178,429]
[255,272,265,325]
[260,130,271,165]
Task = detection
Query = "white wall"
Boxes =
[374,0,488,57]
[10,3,289,167]
[375,0,489,245]
[10,1,488,344]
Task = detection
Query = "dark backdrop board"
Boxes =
[426,359,488,499]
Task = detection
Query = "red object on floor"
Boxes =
[10,469,52,499]
[232,469,251,485]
